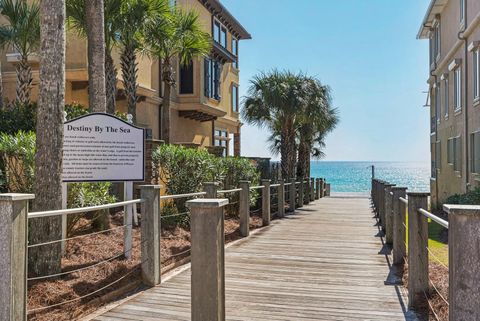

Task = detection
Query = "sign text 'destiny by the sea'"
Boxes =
[62,113,145,182]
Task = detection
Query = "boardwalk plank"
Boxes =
[91,197,417,321]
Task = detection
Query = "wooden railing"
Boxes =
[0,177,329,320]
[371,178,480,321]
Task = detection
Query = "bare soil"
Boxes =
[401,261,449,321]
[27,211,264,321]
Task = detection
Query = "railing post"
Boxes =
[203,182,219,198]
[298,180,304,208]
[378,181,386,227]
[319,178,324,198]
[187,198,228,321]
[315,178,320,200]
[140,185,161,286]
[261,179,271,226]
[444,204,480,321]
[325,183,331,196]
[406,192,429,309]
[0,193,33,321]
[239,180,250,237]
[310,178,315,202]
[384,184,396,244]
[392,187,407,266]
[278,179,285,218]
[303,179,309,205]
[289,177,296,212]
[371,179,377,213]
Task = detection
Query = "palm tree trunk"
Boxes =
[16,56,32,105]
[86,0,106,113]
[296,139,308,179]
[161,62,174,143]
[305,145,311,177]
[280,118,296,180]
[105,51,117,114]
[121,45,138,123]
[30,0,65,276]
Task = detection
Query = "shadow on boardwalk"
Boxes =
[89,197,418,321]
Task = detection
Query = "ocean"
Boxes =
[310,161,430,193]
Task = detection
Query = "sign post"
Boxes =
[62,113,145,258]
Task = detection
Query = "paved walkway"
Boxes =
[92,197,416,321]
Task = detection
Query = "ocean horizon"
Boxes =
[307,161,430,193]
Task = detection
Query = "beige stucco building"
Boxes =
[418,0,480,207]
[1,0,250,157]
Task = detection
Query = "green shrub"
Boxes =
[0,131,36,193]
[0,102,37,134]
[65,103,128,121]
[445,187,480,205]
[67,182,116,234]
[152,145,261,223]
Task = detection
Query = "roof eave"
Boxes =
[417,0,447,40]
[199,0,252,40]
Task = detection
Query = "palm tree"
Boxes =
[144,7,211,143]
[0,0,40,105]
[85,0,106,113]
[117,0,168,123]
[66,0,121,114]
[296,78,338,178]
[243,70,307,180]
[30,0,65,276]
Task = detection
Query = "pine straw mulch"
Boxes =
[401,261,449,321]
[27,210,265,321]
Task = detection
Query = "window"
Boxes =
[179,61,193,94]
[454,67,462,111]
[432,143,436,178]
[214,128,228,157]
[474,48,480,100]
[430,21,441,64]
[435,141,441,175]
[232,85,239,113]
[448,136,462,171]
[213,19,227,48]
[213,20,220,43]
[204,58,221,100]
[460,0,465,22]
[471,132,480,173]
[232,37,238,69]
[444,77,449,118]
[220,27,227,48]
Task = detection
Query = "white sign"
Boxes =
[62,113,145,182]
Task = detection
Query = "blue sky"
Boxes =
[222,0,431,162]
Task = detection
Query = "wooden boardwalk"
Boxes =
[91,196,417,321]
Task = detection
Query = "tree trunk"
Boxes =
[86,0,106,113]
[280,118,296,180]
[161,62,174,144]
[16,56,32,105]
[306,146,311,178]
[120,45,138,123]
[105,51,117,114]
[296,139,308,179]
[30,0,65,276]
[162,81,171,143]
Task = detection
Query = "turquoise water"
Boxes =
[310,161,430,193]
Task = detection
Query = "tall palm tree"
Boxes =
[144,7,211,143]
[0,0,40,105]
[243,70,307,180]
[66,0,121,114]
[117,0,168,123]
[85,0,106,113]
[30,0,65,276]
[296,78,338,178]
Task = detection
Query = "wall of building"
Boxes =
[427,0,480,205]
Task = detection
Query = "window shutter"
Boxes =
[204,58,211,97]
